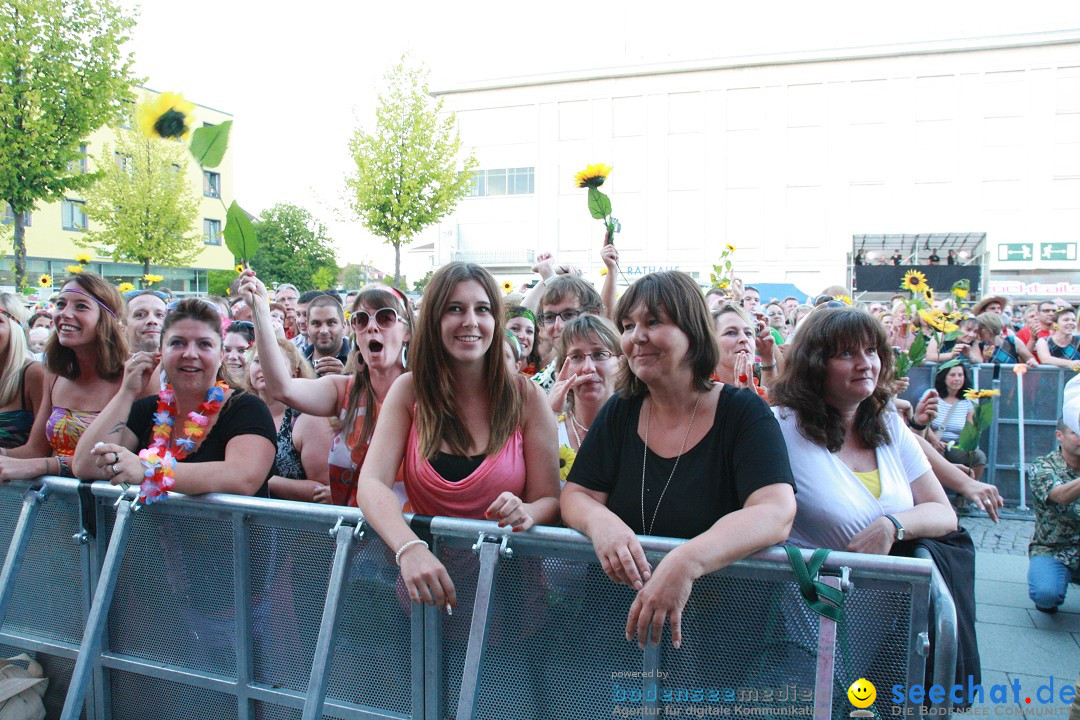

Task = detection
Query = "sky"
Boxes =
[119,0,1080,270]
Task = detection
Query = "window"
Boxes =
[68,144,88,174]
[62,199,87,231]
[204,218,222,245]
[467,167,535,197]
[2,205,30,226]
[114,151,132,173]
[203,171,221,198]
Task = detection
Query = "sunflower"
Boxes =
[74,253,92,265]
[919,309,958,333]
[901,270,928,293]
[600,268,608,276]
[235,264,244,274]
[135,92,196,140]
[574,163,612,189]
[38,274,52,287]
[143,273,164,285]
[117,282,135,293]
[558,444,577,483]
[833,295,853,305]
[963,388,978,401]
[501,281,513,294]
[65,265,83,274]
[725,244,736,253]
[953,287,968,300]
[923,288,935,304]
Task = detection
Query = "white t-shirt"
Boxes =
[772,407,931,550]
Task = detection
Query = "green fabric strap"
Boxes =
[785,546,844,623]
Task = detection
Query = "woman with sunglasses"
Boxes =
[0,273,127,481]
[0,294,45,451]
[239,271,413,507]
[357,262,559,612]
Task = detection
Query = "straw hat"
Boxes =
[971,295,1008,316]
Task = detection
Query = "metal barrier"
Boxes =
[899,363,1069,505]
[0,477,957,720]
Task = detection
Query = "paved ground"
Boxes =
[958,511,1079,718]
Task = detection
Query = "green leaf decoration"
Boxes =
[190,120,233,169]
[908,333,928,367]
[895,353,912,379]
[588,187,611,220]
[975,397,995,431]
[954,421,981,452]
[223,201,258,262]
[942,329,960,342]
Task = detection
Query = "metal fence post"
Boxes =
[0,484,47,627]
[61,500,134,720]
[1015,367,1028,510]
[455,535,502,720]
[300,520,356,720]
[233,513,254,720]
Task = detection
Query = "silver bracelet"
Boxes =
[395,539,429,566]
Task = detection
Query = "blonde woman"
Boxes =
[0,294,45,450]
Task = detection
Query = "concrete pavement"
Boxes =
[960,512,1079,717]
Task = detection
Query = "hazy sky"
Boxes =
[119,0,1080,268]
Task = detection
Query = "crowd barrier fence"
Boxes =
[899,363,1071,506]
[0,477,956,720]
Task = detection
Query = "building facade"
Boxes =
[421,31,1080,300]
[1,87,236,296]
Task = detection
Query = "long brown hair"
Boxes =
[770,306,894,452]
[411,262,524,459]
[336,285,414,445]
[45,273,127,380]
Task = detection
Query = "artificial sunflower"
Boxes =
[235,264,244,274]
[501,281,513,294]
[38,274,51,287]
[918,309,958,333]
[143,273,164,285]
[923,288,935,304]
[65,265,83,275]
[901,270,928,293]
[725,244,736,253]
[574,163,612,189]
[558,444,577,483]
[600,268,608,276]
[117,282,135,293]
[953,287,968,300]
[74,253,92,265]
[135,92,196,140]
[834,295,853,305]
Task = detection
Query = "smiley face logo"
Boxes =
[847,678,876,709]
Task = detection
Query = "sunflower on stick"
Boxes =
[710,244,737,293]
[135,92,258,272]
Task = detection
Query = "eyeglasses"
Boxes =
[538,309,584,325]
[124,289,170,301]
[350,307,399,330]
[566,350,614,365]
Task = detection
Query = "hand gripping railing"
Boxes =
[0,477,956,720]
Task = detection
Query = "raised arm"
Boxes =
[239,270,349,417]
[600,243,618,320]
[521,253,555,313]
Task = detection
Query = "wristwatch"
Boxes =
[884,514,905,541]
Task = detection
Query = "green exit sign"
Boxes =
[998,243,1033,261]
[1040,242,1077,261]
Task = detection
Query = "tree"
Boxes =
[251,203,338,290]
[0,0,137,289]
[346,58,476,286]
[79,128,202,275]
[412,270,433,294]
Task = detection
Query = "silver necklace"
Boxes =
[566,413,582,449]
[640,392,703,535]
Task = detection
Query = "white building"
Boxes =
[417,30,1080,300]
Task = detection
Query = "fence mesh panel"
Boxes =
[107,668,238,720]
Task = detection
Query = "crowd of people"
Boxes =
[1,257,1078,696]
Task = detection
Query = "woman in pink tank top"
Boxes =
[358,263,560,613]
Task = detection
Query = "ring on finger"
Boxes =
[111,463,119,476]
[112,452,119,464]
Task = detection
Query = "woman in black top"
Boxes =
[73,298,276,496]
[561,271,796,649]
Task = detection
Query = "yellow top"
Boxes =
[852,468,881,499]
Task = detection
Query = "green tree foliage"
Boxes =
[412,270,433,294]
[251,203,338,290]
[207,269,233,297]
[311,265,339,291]
[0,0,137,289]
[79,128,201,276]
[346,58,476,286]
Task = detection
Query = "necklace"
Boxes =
[640,392,703,535]
[149,381,228,458]
[567,409,590,448]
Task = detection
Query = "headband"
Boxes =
[509,307,537,328]
[0,309,21,326]
[60,288,118,320]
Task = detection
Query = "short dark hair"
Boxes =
[613,271,717,397]
[540,276,602,314]
[298,290,324,305]
[307,294,344,320]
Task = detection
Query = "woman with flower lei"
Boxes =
[73,299,276,500]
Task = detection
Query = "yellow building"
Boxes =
[1,87,235,294]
